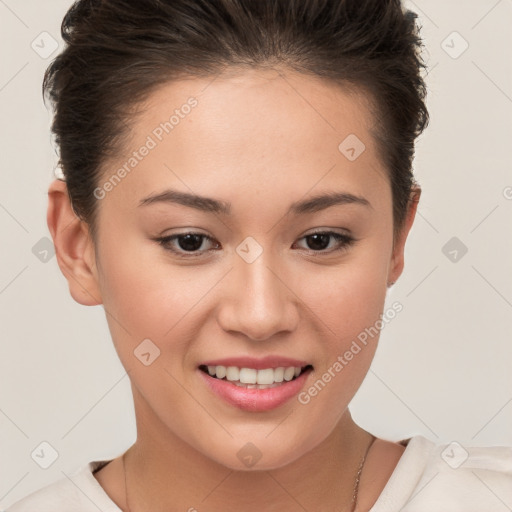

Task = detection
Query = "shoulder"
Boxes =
[3,460,121,512]
[369,435,512,512]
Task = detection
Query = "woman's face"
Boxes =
[75,67,416,469]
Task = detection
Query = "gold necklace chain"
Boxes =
[122,434,376,512]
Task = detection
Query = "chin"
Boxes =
[198,432,318,472]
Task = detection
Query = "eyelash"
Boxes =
[154,230,355,258]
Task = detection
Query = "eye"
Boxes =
[155,232,220,258]
[154,230,355,258]
[293,230,355,254]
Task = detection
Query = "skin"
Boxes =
[47,67,420,511]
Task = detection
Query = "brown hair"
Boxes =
[43,0,429,242]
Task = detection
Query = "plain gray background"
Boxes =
[1,0,511,508]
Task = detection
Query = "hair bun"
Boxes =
[61,0,103,43]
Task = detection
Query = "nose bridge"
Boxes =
[217,246,298,341]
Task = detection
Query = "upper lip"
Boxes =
[199,356,311,370]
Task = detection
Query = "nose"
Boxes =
[216,252,300,341]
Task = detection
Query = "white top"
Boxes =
[4,435,512,511]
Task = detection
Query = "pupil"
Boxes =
[179,234,203,252]
[307,233,329,251]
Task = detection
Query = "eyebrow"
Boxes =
[138,188,372,215]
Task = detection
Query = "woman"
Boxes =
[5,0,512,510]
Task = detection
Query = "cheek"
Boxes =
[95,233,228,360]
[98,222,389,364]
[292,263,387,432]
[296,249,389,342]
[291,242,389,395]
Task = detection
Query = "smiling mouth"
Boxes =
[198,364,313,389]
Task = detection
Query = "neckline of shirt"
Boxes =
[76,435,434,512]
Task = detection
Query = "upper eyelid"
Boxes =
[158,229,352,243]
[160,227,352,238]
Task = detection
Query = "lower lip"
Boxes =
[198,368,312,412]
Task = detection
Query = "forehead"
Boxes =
[138,66,377,156]
[98,67,389,217]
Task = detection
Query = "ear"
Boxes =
[387,186,421,287]
[46,179,102,306]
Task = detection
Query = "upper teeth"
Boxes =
[207,365,302,384]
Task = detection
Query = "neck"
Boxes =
[125,391,373,512]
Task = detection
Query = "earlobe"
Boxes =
[46,179,103,306]
[387,186,421,287]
